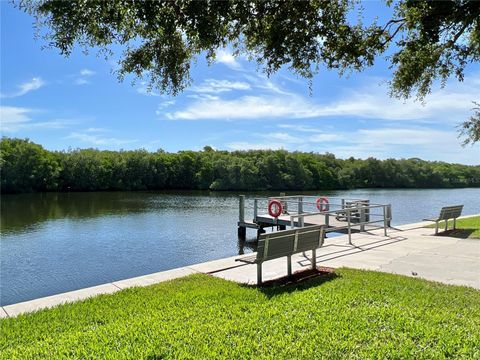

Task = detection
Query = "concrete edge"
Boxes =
[2,265,201,318]
[112,266,199,289]
[2,283,121,318]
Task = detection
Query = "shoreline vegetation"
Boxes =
[1,137,480,194]
[1,269,479,359]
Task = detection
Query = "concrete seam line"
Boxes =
[111,283,124,291]
[1,306,10,318]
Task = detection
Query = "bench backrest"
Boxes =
[256,225,324,262]
[438,205,463,220]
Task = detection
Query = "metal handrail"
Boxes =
[239,195,392,246]
[288,204,392,245]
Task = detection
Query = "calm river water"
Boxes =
[1,188,479,305]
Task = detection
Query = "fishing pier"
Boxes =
[238,195,392,244]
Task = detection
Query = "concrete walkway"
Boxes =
[2,216,479,318]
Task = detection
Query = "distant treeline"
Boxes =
[1,137,479,193]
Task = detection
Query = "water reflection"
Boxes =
[237,235,258,255]
[1,191,253,234]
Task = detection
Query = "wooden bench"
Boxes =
[236,225,325,285]
[423,205,464,234]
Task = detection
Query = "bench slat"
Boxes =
[236,225,325,284]
[256,225,323,261]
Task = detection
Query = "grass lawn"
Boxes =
[426,215,480,238]
[1,269,479,359]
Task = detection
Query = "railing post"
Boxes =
[238,195,246,238]
[239,195,245,223]
[341,198,345,209]
[365,200,370,222]
[280,192,287,213]
[383,205,388,236]
[360,204,366,232]
[386,204,392,227]
[253,199,258,221]
[298,196,304,227]
[347,209,352,245]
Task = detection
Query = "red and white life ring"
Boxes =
[268,199,283,218]
[316,197,329,212]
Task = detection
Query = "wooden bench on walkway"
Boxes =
[423,205,464,235]
[236,225,325,285]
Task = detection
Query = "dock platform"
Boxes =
[238,195,392,243]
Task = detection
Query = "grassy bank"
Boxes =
[1,269,479,359]
[427,215,480,238]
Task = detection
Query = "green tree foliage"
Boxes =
[0,138,60,192]
[18,0,479,98]
[18,1,480,143]
[387,0,480,99]
[1,138,479,193]
[459,102,480,146]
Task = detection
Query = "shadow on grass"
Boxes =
[435,228,478,239]
[242,267,340,298]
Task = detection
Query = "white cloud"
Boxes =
[191,79,251,93]
[137,81,160,96]
[293,125,478,164]
[307,86,474,121]
[80,69,95,76]
[355,128,450,146]
[216,49,242,70]
[0,106,30,131]
[308,133,342,142]
[0,106,70,132]
[166,75,479,124]
[166,95,309,120]
[278,124,324,133]
[74,69,96,85]
[75,78,90,85]
[187,94,220,100]
[17,77,45,96]
[260,132,303,143]
[155,100,175,115]
[226,141,285,151]
[67,132,138,147]
[243,74,294,95]
[85,127,107,133]
[1,77,45,98]
[225,122,478,164]
[256,130,342,145]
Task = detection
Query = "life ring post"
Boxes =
[316,197,330,212]
[268,199,283,218]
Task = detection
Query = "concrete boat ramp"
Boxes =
[1,216,479,318]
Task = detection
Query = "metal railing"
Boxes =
[238,195,392,245]
[288,203,392,245]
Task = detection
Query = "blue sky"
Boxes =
[1,2,479,165]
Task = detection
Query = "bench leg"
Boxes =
[287,255,292,277]
[257,263,262,285]
[311,249,317,270]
